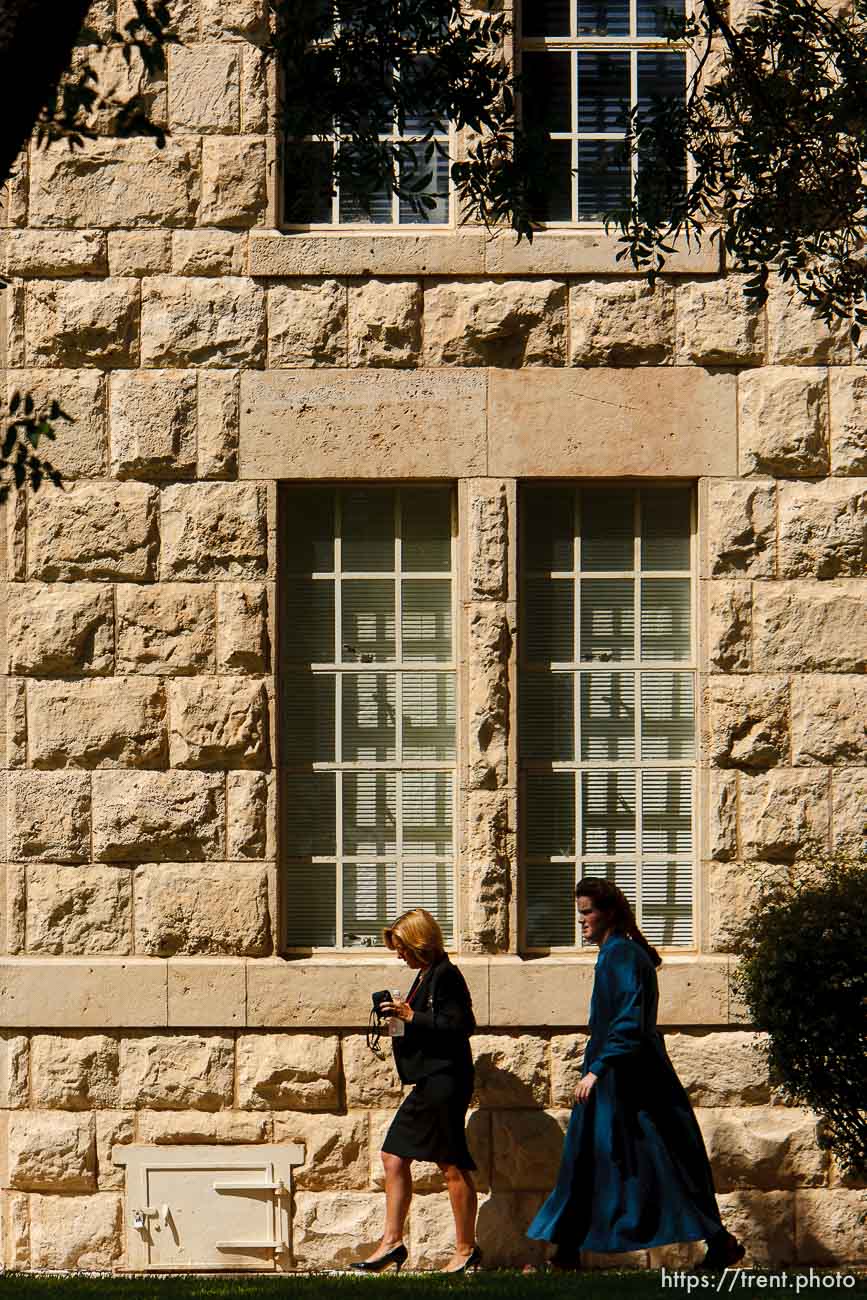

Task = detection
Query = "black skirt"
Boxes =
[381,1071,477,1170]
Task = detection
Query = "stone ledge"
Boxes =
[249,232,487,277]
[0,960,168,1029]
[484,230,722,277]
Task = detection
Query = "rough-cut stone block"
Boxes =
[141,276,266,368]
[116,584,216,675]
[477,1191,549,1268]
[0,1033,29,1108]
[349,279,421,368]
[280,1112,369,1191]
[491,1109,569,1191]
[8,772,91,862]
[425,279,566,366]
[292,1191,385,1269]
[740,769,830,862]
[739,369,829,477]
[570,279,674,365]
[705,580,752,673]
[26,865,133,956]
[753,581,867,672]
[25,278,139,368]
[707,770,738,863]
[716,1191,795,1267]
[201,136,266,227]
[831,768,867,854]
[27,678,167,769]
[790,676,867,765]
[268,280,347,368]
[241,44,269,132]
[226,771,268,858]
[202,0,268,39]
[675,277,764,366]
[135,1110,271,1144]
[664,1031,770,1105]
[778,478,866,578]
[134,862,271,956]
[72,44,167,135]
[828,370,867,475]
[198,370,239,479]
[708,675,789,769]
[707,860,789,953]
[109,370,197,479]
[92,771,225,862]
[167,960,246,1027]
[698,1107,827,1192]
[464,790,514,952]
[9,1112,96,1190]
[108,230,172,276]
[169,677,268,769]
[236,1033,340,1110]
[705,481,776,578]
[217,583,270,672]
[171,230,246,276]
[766,282,851,365]
[469,482,509,600]
[161,482,269,579]
[7,583,113,675]
[473,1033,549,1108]
[796,1189,867,1263]
[120,1034,234,1110]
[28,139,198,228]
[341,1034,405,1108]
[96,1111,134,1189]
[118,0,199,40]
[28,481,158,581]
[31,1034,119,1110]
[409,1191,465,1269]
[168,45,239,132]
[549,1033,590,1106]
[5,368,106,478]
[467,606,512,791]
[28,1192,122,1270]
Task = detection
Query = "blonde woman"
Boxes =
[351,908,480,1275]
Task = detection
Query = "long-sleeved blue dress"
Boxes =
[527,935,724,1253]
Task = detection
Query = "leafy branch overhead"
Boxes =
[1,393,67,506]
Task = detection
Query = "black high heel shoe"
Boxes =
[351,1243,408,1273]
[445,1244,482,1274]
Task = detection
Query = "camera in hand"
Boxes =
[371,989,392,1018]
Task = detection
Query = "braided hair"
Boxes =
[575,877,662,968]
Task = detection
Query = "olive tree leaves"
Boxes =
[0,392,67,506]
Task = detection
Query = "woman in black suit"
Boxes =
[352,908,480,1275]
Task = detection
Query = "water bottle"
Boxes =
[389,989,405,1037]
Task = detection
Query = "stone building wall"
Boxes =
[0,0,865,1273]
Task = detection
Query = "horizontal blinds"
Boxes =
[402,579,452,662]
[641,861,693,946]
[342,580,395,662]
[641,770,692,855]
[520,672,575,761]
[582,769,636,855]
[402,488,452,572]
[580,488,633,571]
[402,672,456,761]
[343,673,396,762]
[640,672,694,760]
[640,579,690,661]
[285,862,337,947]
[581,671,635,760]
[580,579,634,662]
[641,487,691,571]
[343,863,398,947]
[402,862,454,944]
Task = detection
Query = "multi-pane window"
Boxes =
[520,0,687,222]
[520,484,695,949]
[281,486,456,948]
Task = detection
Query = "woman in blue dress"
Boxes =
[527,877,745,1272]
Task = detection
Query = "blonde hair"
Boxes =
[383,908,445,966]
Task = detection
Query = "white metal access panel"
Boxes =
[118,1144,305,1271]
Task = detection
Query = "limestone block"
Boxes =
[116,584,216,675]
[236,1033,340,1110]
[697,1107,827,1192]
[753,581,867,672]
[707,860,789,953]
[217,582,270,672]
[739,369,829,478]
[0,1033,29,1108]
[469,482,509,599]
[241,45,269,132]
[26,865,133,956]
[8,772,91,862]
[767,281,851,365]
[118,0,200,40]
[81,0,117,41]
[172,230,246,276]
[292,1191,385,1269]
[740,769,830,862]
[473,1033,549,1108]
[201,137,266,227]
[705,580,752,673]
[778,478,867,578]
[135,1110,271,1144]
[268,280,347,368]
[831,768,867,854]
[161,482,269,579]
[491,1108,569,1191]
[476,1191,548,1268]
[27,678,167,769]
[663,1031,771,1105]
[250,231,486,277]
[141,276,266,368]
[169,678,268,769]
[705,480,776,578]
[27,1192,122,1270]
[25,278,139,368]
[570,279,675,366]
[675,277,764,366]
[7,1191,28,1269]
[96,1112,134,1189]
[168,45,240,132]
[425,279,566,366]
[198,370,239,479]
[73,44,167,134]
[467,605,512,790]
[708,770,739,862]
[464,790,514,952]
[5,865,27,956]
[549,1033,590,1106]
[226,771,268,858]
[92,770,225,861]
[367,1108,443,1192]
[828,370,867,475]
[28,139,199,228]
[341,1034,404,1108]
[7,680,27,770]
[167,959,247,1027]
[202,0,268,39]
[7,583,113,675]
[716,1191,795,1267]
[708,675,789,769]
[120,1034,234,1110]
[8,1111,96,1190]
[796,1189,867,1263]
[28,481,158,581]
[5,368,107,478]
[348,279,422,368]
[108,231,172,276]
[109,369,197,480]
[134,862,271,956]
[31,1034,119,1110]
[279,1111,369,1191]
[409,1191,464,1269]
[790,676,867,765]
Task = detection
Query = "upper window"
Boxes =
[520,0,687,223]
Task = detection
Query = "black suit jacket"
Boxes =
[392,955,475,1087]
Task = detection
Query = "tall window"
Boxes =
[281,486,456,949]
[520,0,687,222]
[520,484,695,949]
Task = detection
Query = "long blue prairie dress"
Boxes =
[527,935,725,1253]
